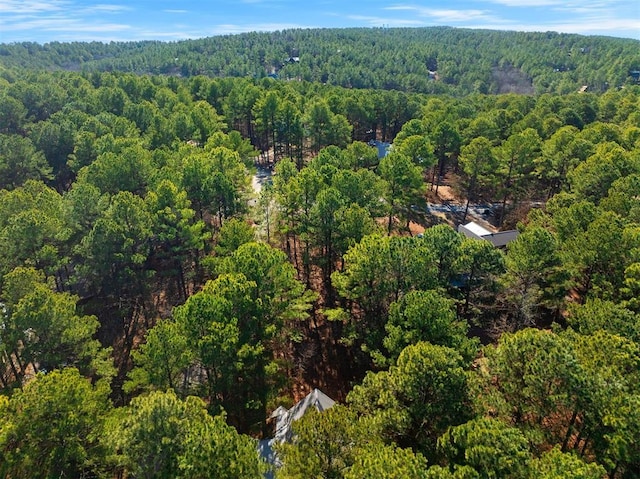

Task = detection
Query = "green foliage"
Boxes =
[0,134,52,190]
[128,274,261,428]
[190,100,224,144]
[333,234,438,315]
[566,298,640,343]
[459,137,499,215]
[172,285,247,410]
[146,179,209,296]
[494,128,541,224]
[130,242,314,431]
[78,190,154,299]
[568,141,640,204]
[476,327,640,474]
[381,290,477,365]
[218,241,315,327]
[601,173,640,222]
[304,99,352,153]
[278,405,379,479]
[420,224,464,287]
[62,181,109,244]
[307,187,346,286]
[379,151,425,233]
[125,319,193,394]
[2,29,637,96]
[568,330,640,472]
[29,114,76,185]
[528,447,606,479]
[0,180,64,278]
[0,368,111,479]
[455,238,505,318]
[332,234,438,356]
[424,465,479,479]
[621,262,640,312]
[560,210,631,301]
[206,130,259,166]
[180,410,265,479]
[107,390,263,479]
[270,148,382,294]
[345,140,379,169]
[501,225,566,325]
[180,146,249,223]
[0,93,28,134]
[437,417,531,479]
[78,139,152,195]
[430,120,462,190]
[397,134,435,170]
[348,342,471,458]
[344,443,429,479]
[214,217,255,256]
[0,42,638,478]
[536,125,590,197]
[334,202,378,256]
[1,266,111,382]
[476,329,581,444]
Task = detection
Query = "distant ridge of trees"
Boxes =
[1,27,639,95]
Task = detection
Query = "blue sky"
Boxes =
[1,0,638,44]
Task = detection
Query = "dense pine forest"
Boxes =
[2,28,640,95]
[0,27,639,478]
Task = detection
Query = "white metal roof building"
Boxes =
[458,221,519,248]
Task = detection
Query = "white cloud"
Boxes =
[346,14,426,27]
[383,5,511,26]
[386,6,501,23]
[131,29,200,40]
[0,1,131,19]
[47,22,130,32]
[458,16,640,39]
[483,0,613,6]
[164,9,188,14]
[84,4,131,13]
[484,0,564,5]
[0,0,68,14]
[381,1,639,38]
[483,0,630,14]
[0,1,135,42]
[0,17,130,33]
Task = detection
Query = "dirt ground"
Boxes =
[409,221,425,236]
[433,185,458,202]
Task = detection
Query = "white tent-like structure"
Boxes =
[273,388,335,443]
[258,389,336,472]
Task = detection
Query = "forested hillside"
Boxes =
[1,27,639,95]
[0,32,639,478]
